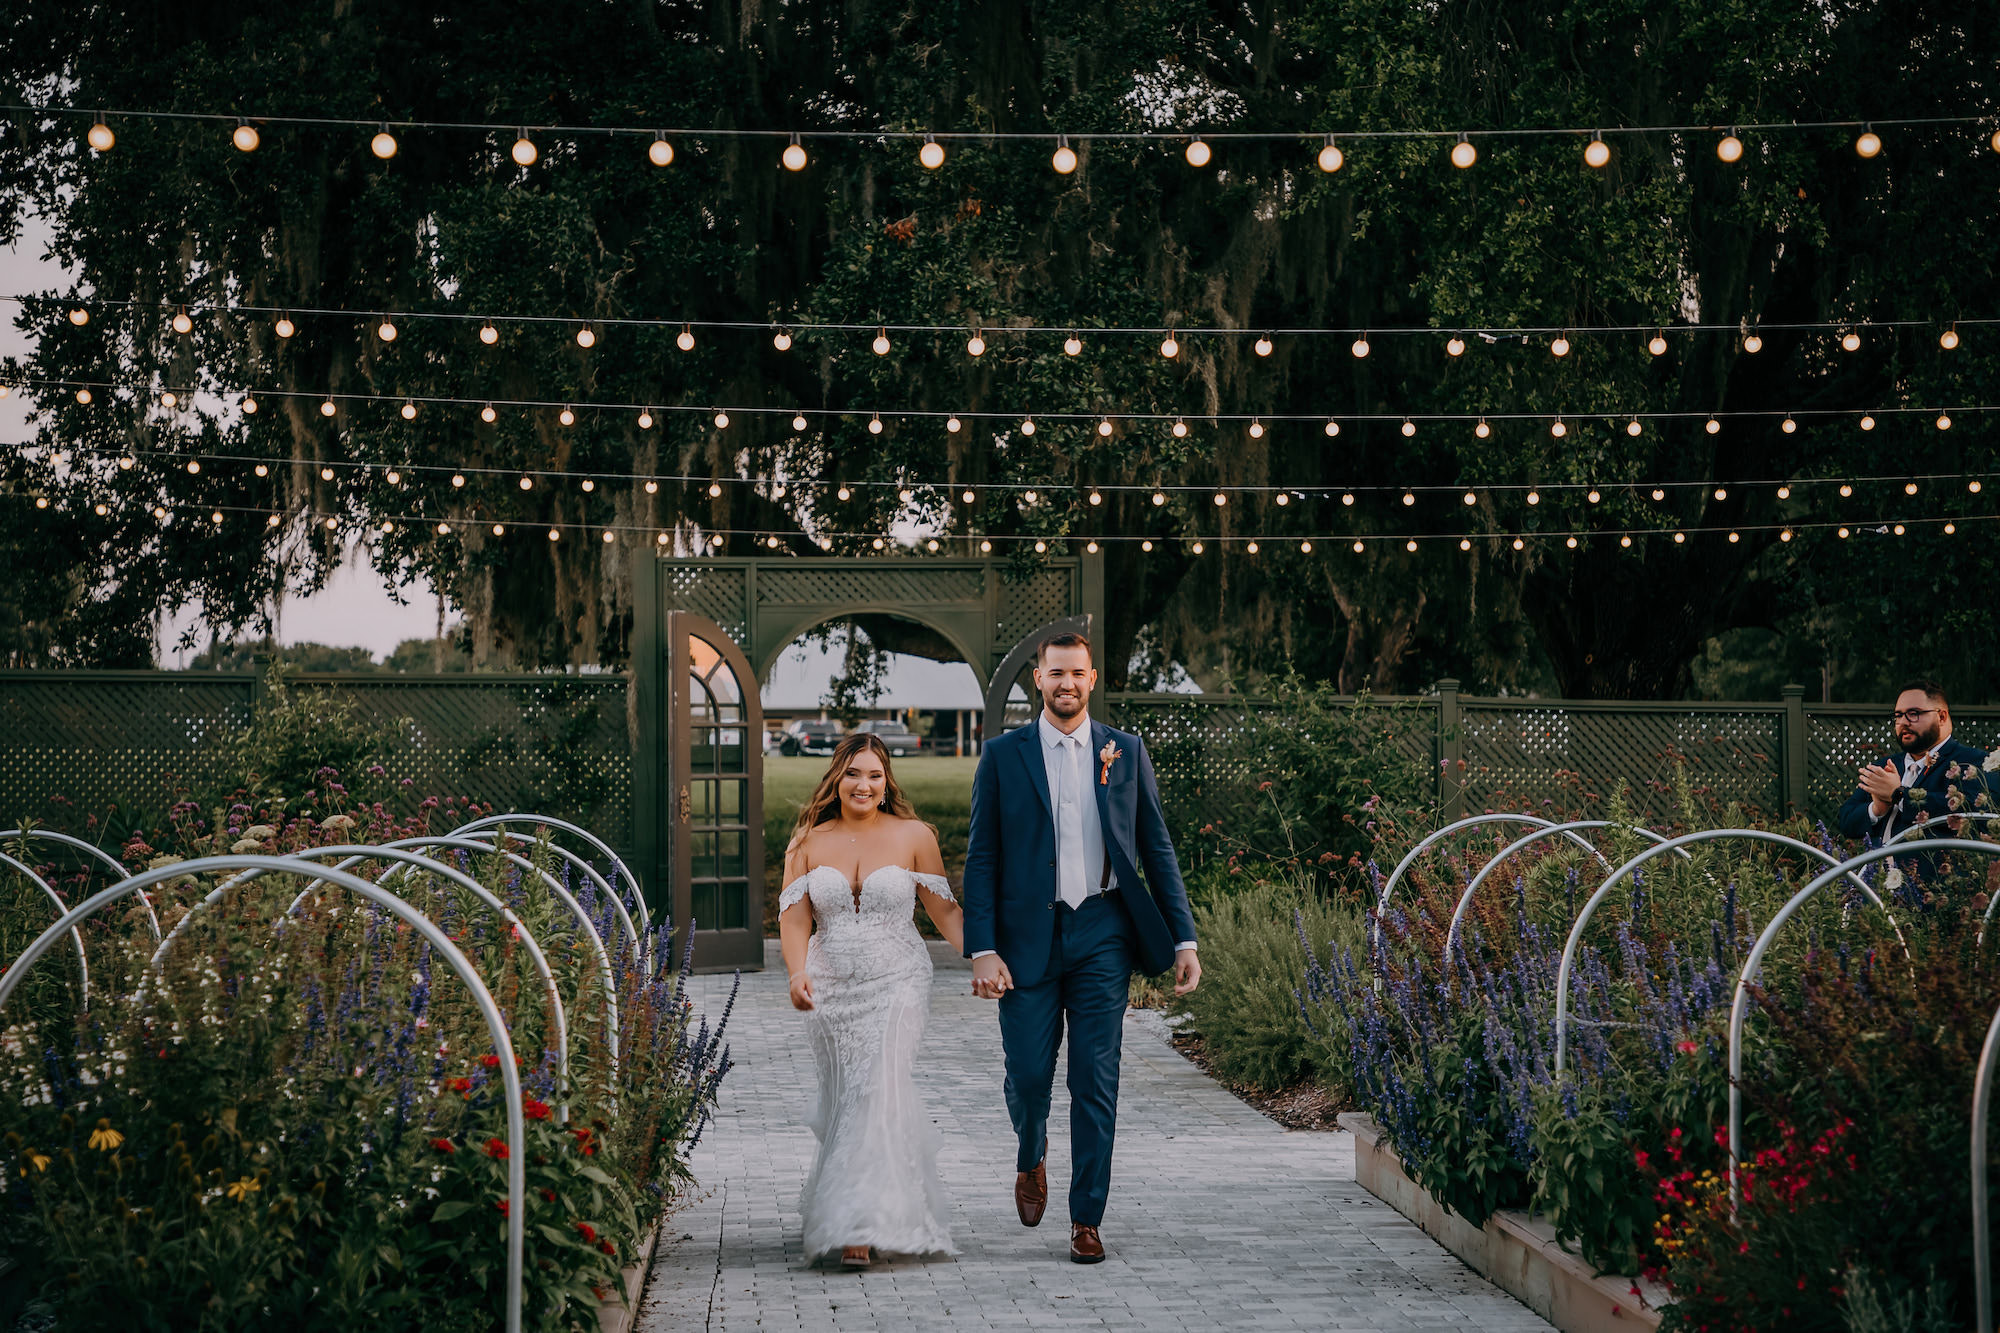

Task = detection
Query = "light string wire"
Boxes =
[12,102,1998,143]
[8,294,1992,342]
[15,439,1994,501]
[4,489,1975,551]
[8,375,1995,429]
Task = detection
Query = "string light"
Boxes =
[1325,420,1341,437]
[1717,130,1744,163]
[1052,137,1078,174]
[1938,413,1952,430]
[1020,418,1035,435]
[1742,332,1762,353]
[87,118,114,151]
[1450,134,1477,168]
[676,325,695,351]
[962,489,976,503]
[1463,491,1478,506]
[1840,484,1853,496]
[1550,419,1567,438]
[1781,528,1794,542]
[399,400,417,419]
[558,406,575,426]
[1713,487,1728,500]
[772,329,793,351]
[1405,539,1418,552]
[1565,535,1579,548]
[1171,417,1188,438]
[872,327,890,355]
[1651,488,1666,501]
[1142,540,1154,552]
[1351,335,1370,358]
[1860,415,1875,430]
[1254,334,1273,357]
[1317,136,1343,172]
[868,413,883,434]
[1402,492,1416,506]
[1588,489,1601,503]
[1551,334,1570,357]
[481,403,497,423]
[1185,138,1212,168]
[1855,126,1882,158]
[919,136,945,169]
[1705,417,1720,434]
[254,463,268,477]
[321,466,336,481]
[1152,491,1167,506]
[1777,485,1791,499]
[1973,480,1985,494]
[966,331,985,357]
[649,135,674,167]
[479,322,498,344]
[1064,332,1082,355]
[1089,489,1102,505]
[1401,419,1416,437]
[1620,535,1632,547]
[1838,527,1851,539]
[707,481,722,497]
[713,411,730,428]
[791,413,807,431]
[1351,540,1365,553]
[1191,541,1205,554]
[575,324,595,348]
[1946,522,1958,534]
[387,469,403,484]
[377,315,400,342]
[240,395,260,413]
[371,126,398,159]
[67,308,87,326]
[1905,481,1919,495]
[1781,417,1795,433]
[946,416,962,433]
[1213,491,1227,506]
[318,398,335,417]
[171,307,193,334]
[1648,332,1667,356]
[1527,490,1541,505]
[186,460,200,474]
[1098,418,1114,436]
[1248,419,1263,438]
[1459,538,1471,550]
[837,485,851,500]
[275,314,295,338]
[1446,335,1465,356]
[1475,419,1490,439]
[1941,326,1960,349]
[638,410,654,428]
[1841,330,1861,351]
[1583,136,1610,168]
[1160,331,1179,358]
[782,135,807,171]
[1511,537,1525,550]
[1274,493,1290,506]
[1626,419,1642,437]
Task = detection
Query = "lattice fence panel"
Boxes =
[330,677,633,855]
[756,566,986,606]
[664,566,748,645]
[1806,709,2000,815]
[1460,706,1783,820]
[997,568,1076,645]
[0,675,254,829]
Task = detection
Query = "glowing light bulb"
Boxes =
[1551,336,1570,357]
[1089,490,1102,505]
[1325,420,1341,437]
[119,455,134,470]
[1713,487,1727,500]
[868,414,883,434]
[452,473,466,487]
[1463,491,1477,506]
[371,127,399,159]
[1172,418,1188,438]
[160,390,178,407]
[792,414,808,431]
[1855,129,1882,158]
[1778,485,1791,498]
[1626,419,1642,437]
[87,120,114,151]
[1781,417,1795,433]
[1651,488,1666,501]
[480,404,497,423]
[1275,493,1289,506]
[979,539,992,552]
[1947,522,1958,534]
[519,475,534,490]
[1351,337,1370,358]
[1160,333,1179,358]
[1459,538,1471,551]
[1584,137,1611,168]
[67,308,88,326]
[1192,541,1205,554]
[1351,540,1365,553]
[1020,418,1035,435]
[872,329,890,355]
[1098,418,1113,436]
[1213,492,1227,506]
[1838,527,1850,539]
[1840,484,1853,496]
[1512,537,1526,550]
[494,524,506,536]
[714,411,730,428]
[321,466,335,480]
[319,399,336,417]
[1153,491,1167,506]
[376,316,399,342]
[1475,420,1491,439]
[1905,481,1918,495]
[1705,417,1720,434]
[172,308,193,334]
[1860,415,1875,430]
[1341,493,1354,506]
[1185,139,1211,168]
[1550,419,1567,438]
[1938,413,1953,430]
[1247,420,1263,439]
[1317,137,1343,172]
[707,481,721,497]
[1566,536,1578,549]
[646,480,660,494]
[186,460,200,474]
[946,417,962,433]
[963,489,976,503]
[773,329,792,351]
[551,529,563,543]
[967,333,986,357]
[1052,138,1078,174]
[1941,327,1960,350]
[638,410,654,429]
[1024,490,1039,504]
[1064,334,1082,355]
[1254,335,1273,357]
[558,406,575,426]
[602,530,616,544]
[1717,132,1743,163]
[649,136,674,167]
[1648,334,1667,356]
[1841,330,1860,351]
[919,137,945,169]
[1588,489,1601,503]
[1143,540,1155,552]
[677,326,695,351]
[1450,137,1477,168]
[1972,480,1984,494]
[400,400,417,420]
[276,315,295,338]
[576,325,596,348]
[782,139,808,171]
[1400,419,1416,438]
[1402,492,1416,506]
[233,122,260,152]
[1742,333,1761,353]
[1446,336,1465,356]
[1527,491,1541,505]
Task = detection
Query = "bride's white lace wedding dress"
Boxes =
[780,863,958,1261]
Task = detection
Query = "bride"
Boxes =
[779,731,965,1267]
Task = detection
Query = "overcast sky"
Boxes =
[2,215,441,664]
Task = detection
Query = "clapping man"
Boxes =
[1836,680,1988,847]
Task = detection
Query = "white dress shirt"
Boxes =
[1872,742,1945,830]
[970,711,1195,959]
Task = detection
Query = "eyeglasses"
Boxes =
[1891,707,1940,723]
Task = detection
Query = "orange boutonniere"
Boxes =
[1099,740,1122,785]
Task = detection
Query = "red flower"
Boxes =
[484,1137,509,1160]
[576,1222,598,1243]
[430,1137,455,1154]
[1675,1039,1698,1054]
[448,1077,472,1094]
[1632,1149,1649,1168]
[540,1188,556,1203]
[598,1240,615,1256]
[480,1054,501,1069]
[496,1199,510,1217]
[523,1098,550,1121]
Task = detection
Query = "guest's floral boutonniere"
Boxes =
[1099,740,1122,785]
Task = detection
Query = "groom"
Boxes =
[962,631,1200,1263]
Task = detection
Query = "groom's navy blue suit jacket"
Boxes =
[961,718,1199,987]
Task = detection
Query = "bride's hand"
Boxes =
[788,972,815,1011]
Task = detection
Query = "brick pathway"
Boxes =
[638,944,1550,1332]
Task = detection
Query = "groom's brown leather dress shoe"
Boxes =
[1015,1160,1047,1227]
[1069,1223,1105,1263]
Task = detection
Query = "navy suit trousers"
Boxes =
[997,890,1133,1228]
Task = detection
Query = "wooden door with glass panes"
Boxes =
[668,612,764,970]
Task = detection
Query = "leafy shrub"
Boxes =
[1170,876,1366,1094]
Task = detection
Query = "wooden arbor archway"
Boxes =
[631,553,1105,969]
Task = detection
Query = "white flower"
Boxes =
[1884,866,1905,891]
[319,814,356,833]
[230,838,265,854]
[242,824,276,840]
[1983,751,1999,773]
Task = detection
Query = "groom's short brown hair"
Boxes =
[1036,631,1092,664]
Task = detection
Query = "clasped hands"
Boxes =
[971,949,1201,999]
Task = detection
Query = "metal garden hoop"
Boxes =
[447,813,649,949]
[0,827,162,941]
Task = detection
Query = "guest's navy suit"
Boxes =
[1834,735,1990,843]
[962,716,1197,1227]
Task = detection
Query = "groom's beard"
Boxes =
[1043,689,1085,719]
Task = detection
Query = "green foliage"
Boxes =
[220,662,406,807]
[1169,876,1366,1094]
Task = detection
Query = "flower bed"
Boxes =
[0,784,732,1332]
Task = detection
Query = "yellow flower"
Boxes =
[87,1122,124,1152]
[225,1175,260,1202]
[26,1152,51,1172]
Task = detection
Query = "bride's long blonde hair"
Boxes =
[787,732,927,850]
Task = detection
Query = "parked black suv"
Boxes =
[853,718,925,757]
[779,719,845,756]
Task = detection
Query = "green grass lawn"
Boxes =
[762,755,976,932]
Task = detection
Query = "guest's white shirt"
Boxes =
[1872,739,1947,830]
